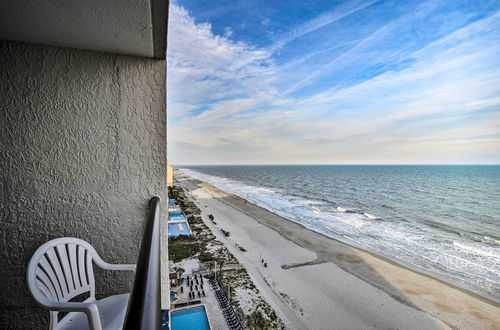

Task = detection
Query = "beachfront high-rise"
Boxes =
[0,1,169,328]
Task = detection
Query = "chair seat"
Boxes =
[55,294,130,330]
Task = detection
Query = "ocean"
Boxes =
[179,165,500,301]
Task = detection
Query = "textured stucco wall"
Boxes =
[0,39,167,329]
[0,0,162,58]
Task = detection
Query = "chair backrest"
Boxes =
[27,238,99,327]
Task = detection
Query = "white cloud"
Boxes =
[282,0,444,95]
[169,103,198,117]
[168,5,500,165]
[270,0,381,51]
[223,27,233,37]
[167,5,274,105]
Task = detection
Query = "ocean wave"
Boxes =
[256,187,276,194]
[453,241,500,259]
[384,228,410,240]
[180,167,500,299]
[480,236,500,246]
[311,206,321,213]
[380,229,500,274]
[324,214,367,229]
[363,212,378,220]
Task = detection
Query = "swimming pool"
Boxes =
[169,206,181,213]
[169,213,186,220]
[171,306,211,330]
[168,222,193,238]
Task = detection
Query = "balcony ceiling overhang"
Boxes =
[0,0,167,59]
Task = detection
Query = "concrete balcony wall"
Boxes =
[0,39,167,329]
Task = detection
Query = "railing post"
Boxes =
[123,197,161,330]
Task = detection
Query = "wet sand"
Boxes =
[176,171,500,329]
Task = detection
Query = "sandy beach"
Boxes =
[175,170,500,330]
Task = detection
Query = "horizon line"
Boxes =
[170,163,500,166]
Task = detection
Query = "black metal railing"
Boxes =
[124,196,161,330]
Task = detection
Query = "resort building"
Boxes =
[167,199,193,239]
[0,0,170,329]
[167,165,174,187]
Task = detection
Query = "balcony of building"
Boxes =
[0,0,171,329]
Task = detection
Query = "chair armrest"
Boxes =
[96,262,136,272]
[41,301,103,330]
[85,246,136,272]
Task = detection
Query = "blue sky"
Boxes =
[167,0,500,165]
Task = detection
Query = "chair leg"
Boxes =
[85,304,103,330]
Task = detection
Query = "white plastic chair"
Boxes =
[27,237,136,330]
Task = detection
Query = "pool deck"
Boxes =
[170,274,229,330]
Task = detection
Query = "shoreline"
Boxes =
[237,197,500,307]
[176,170,500,329]
[180,169,499,306]
[230,194,499,306]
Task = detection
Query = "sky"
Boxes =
[167,0,500,165]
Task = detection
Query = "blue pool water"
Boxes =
[169,213,186,220]
[171,306,210,330]
[168,222,193,238]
